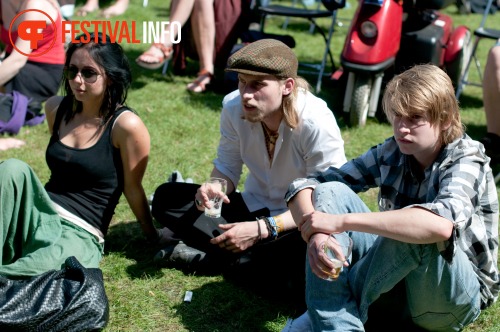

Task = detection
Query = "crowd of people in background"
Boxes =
[0,1,499,331]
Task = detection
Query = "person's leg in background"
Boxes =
[481,40,500,168]
[186,0,215,93]
[136,0,196,69]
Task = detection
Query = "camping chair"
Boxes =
[258,0,346,93]
[455,0,500,99]
[281,0,325,33]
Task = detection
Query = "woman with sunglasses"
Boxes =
[0,33,170,277]
[0,0,65,103]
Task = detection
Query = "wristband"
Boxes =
[274,214,284,233]
[263,216,278,240]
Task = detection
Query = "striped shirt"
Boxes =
[285,135,499,308]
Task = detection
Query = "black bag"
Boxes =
[0,256,109,332]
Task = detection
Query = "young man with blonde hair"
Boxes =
[284,64,499,330]
[151,39,346,305]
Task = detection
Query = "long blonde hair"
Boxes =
[281,76,311,129]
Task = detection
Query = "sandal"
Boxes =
[136,43,173,70]
[186,69,213,93]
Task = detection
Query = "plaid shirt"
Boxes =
[285,135,499,307]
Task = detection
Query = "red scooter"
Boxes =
[336,0,471,126]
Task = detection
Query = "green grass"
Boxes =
[1,0,500,330]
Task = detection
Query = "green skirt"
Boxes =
[0,159,103,277]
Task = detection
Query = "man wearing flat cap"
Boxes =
[151,39,346,306]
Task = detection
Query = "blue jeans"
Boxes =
[306,182,481,331]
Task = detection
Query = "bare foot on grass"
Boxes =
[101,0,129,18]
[76,0,99,17]
[0,138,25,151]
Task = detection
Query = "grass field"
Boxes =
[1,0,500,330]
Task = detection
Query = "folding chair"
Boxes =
[258,0,346,93]
[455,0,500,99]
[281,0,323,33]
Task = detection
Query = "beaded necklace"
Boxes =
[261,122,279,162]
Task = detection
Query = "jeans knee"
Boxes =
[313,181,369,214]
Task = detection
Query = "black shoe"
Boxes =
[154,241,206,269]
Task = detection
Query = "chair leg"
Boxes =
[456,37,480,99]
[260,13,267,32]
[314,12,337,93]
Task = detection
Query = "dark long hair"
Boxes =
[62,33,132,124]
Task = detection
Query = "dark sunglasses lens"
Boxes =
[64,67,98,83]
[81,69,98,82]
[64,67,78,80]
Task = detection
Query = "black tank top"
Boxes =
[45,97,126,235]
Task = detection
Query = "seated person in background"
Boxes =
[151,39,347,306]
[479,39,500,169]
[0,0,65,103]
[0,33,169,277]
[284,64,499,331]
[136,0,216,93]
[75,0,129,18]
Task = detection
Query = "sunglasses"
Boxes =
[63,66,101,84]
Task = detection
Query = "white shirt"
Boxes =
[214,89,347,215]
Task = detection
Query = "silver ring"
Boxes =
[195,199,202,206]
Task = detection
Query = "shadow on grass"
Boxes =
[104,220,167,278]
[104,221,306,313]
[465,122,488,141]
[172,279,299,332]
[458,93,484,110]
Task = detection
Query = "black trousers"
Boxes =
[152,182,306,309]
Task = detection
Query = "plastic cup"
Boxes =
[203,177,227,218]
[322,232,353,281]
